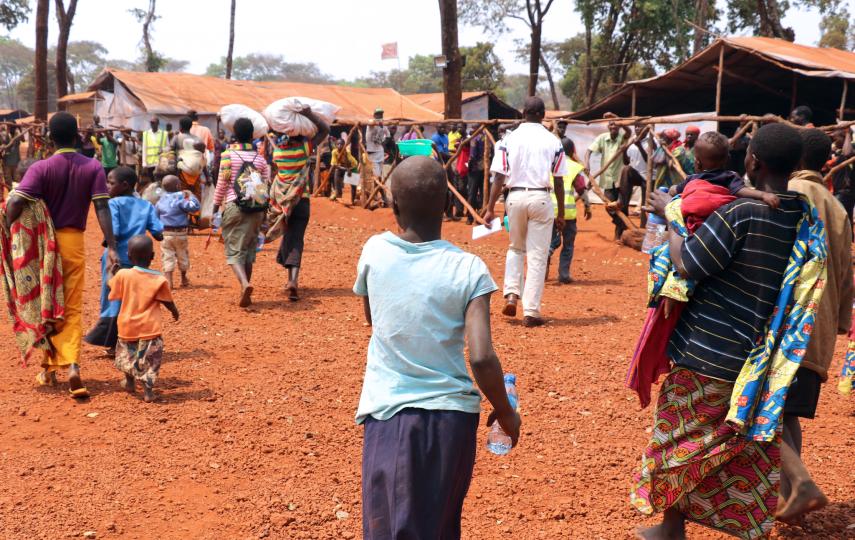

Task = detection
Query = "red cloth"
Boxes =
[680,180,737,234]
[456,143,471,177]
[626,303,685,408]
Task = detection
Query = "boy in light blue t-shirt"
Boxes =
[353,156,521,540]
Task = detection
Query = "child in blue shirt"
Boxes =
[155,175,200,289]
[85,166,163,353]
[353,155,521,539]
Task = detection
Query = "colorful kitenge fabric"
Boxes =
[0,199,64,365]
[647,198,693,304]
[631,367,781,540]
[727,198,827,441]
[115,337,164,389]
[840,339,855,396]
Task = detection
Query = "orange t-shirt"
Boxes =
[108,267,174,341]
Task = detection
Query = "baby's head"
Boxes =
[127,235,154,268]
[693,132,730,172]
[390,156,447,230]
[162,175,181,193]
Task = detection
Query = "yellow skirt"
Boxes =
[45,228,85,371]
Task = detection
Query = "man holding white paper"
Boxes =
[483,97,568,327]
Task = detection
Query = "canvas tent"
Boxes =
[406,91,521,121]
[87,69,442,132]
[570,37,855,126]
[57,91,106,127]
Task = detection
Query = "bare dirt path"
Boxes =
[0,199,852,539]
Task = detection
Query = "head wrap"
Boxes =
[664,128,680,140]
[685,125,701,135]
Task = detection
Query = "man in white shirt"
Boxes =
[483,97,568,327]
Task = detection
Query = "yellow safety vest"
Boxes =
[550,158,585,220]
[142,129,168,167]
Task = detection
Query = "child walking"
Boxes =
[85,166,163,353]
[155,174,200,289]
[353,156,521,539]
[109,235,179,402]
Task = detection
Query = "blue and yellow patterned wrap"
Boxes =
[840,341,855,395]
[646,198,694,305]
[726,198,828,442]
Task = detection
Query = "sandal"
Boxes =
[68,387,90,399]
[35,371,56,387]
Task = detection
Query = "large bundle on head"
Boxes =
[263,97,340,137]
[220,104,269,138]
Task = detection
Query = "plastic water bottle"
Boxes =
[486,374,518,455]
[641,187,670,254]
[256,233,265,252]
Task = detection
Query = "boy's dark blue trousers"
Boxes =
[362,408,479,540]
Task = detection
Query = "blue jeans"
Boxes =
[549,219,577,281]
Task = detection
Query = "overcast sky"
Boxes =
[5,0,828,81]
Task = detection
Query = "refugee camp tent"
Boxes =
[87,69,442,132]
[406,91,521,120]
[570,37,855,126]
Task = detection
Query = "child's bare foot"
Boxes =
[239,286,253,307]
[287,282,299,302]
[143,386,155,403]
[120,374,136,394]
[776,480,828,525]
[180,273,190,287]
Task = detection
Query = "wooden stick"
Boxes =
[728,120,755,145]
[839,80,849,121]
[824,154,855,184]
[644,126,655,217]
[657,137,688,181]
[588,181,638,231]
[444,168,486,225]
[443,124,485,171]
[588,125,650,182]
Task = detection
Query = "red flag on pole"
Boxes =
[381,42,398,60]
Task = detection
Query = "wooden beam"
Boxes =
[824,154,855,185]
[839,80,848,121]
[715,44,725,130]
[712,66,788,101]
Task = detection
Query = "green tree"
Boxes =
[0,37,33,109]
[0,0,29,30]
[129,0,163,72]
[65,40,107,91]
[724,0,849,42]
[18,61,58,113]
[460,42,505,92]
[205,53,331,83]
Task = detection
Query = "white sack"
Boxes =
[263,97,340,137]
[219,104,269,138]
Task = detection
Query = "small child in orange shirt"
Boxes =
[108,235,179,402]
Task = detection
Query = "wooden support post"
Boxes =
[311,145,323,195]
[644,126,655,217]
[791,73,797,111]
[482,133,490,211]
[444,168,486,225]
[715,44,725,131]
[631,87,637,117]
[839,80,848,121]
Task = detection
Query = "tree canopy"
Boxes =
[0,0,28,30]
[205,53,332,84]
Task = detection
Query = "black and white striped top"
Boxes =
[669,194,806,382]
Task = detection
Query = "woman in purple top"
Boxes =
[5,112,118,399]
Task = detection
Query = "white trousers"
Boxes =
[503,189,554,318]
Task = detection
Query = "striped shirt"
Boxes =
[214,144,270,206]
[272,140,313,199]
[669,194,805,381]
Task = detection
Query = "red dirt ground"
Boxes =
[0,199,853,540]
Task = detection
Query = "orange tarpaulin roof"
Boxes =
[725,36,855,76]
[89,69,442,123]
[57,91,101,103]
[406,92,488,114]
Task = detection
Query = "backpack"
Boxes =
[233,151,269,213]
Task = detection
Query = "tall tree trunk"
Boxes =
[225,0,236,79]
[438,0,461,119]
[142,0,158,72]
[693,0,708,54]
[54,0,78,101]
[34,0,49,121]
[757,0,794,41]
[528,23,542,97]
[540,52,560,110]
